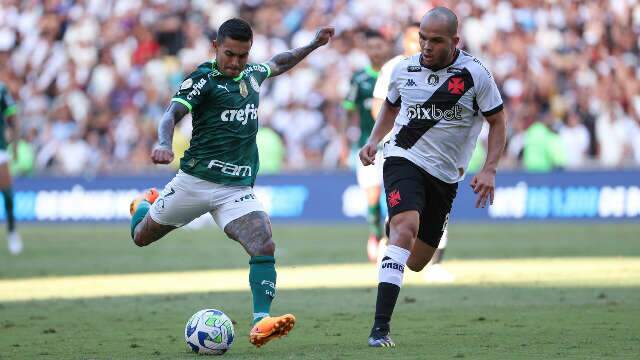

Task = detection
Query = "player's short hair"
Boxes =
[217,18,253,43]
[424,7,458,36]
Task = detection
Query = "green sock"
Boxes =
[249,256,276,324]
[367,202,382,239]
[2,188,15,232]
[130,200,151,239]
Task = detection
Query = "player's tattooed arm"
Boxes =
[266,27,335,77]
[224,211,275,257]
[151,102,189,164]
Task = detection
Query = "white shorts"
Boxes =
[356,151,383,189]
[0,150,9,165]
[149,170,265,230]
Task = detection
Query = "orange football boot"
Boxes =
[129,188,160,216]
[249,314,296,347]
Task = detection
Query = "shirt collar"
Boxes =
[212,60,245,81]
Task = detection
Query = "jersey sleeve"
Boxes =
[171,71,211,112]
[251,63,272,85]
[0,86,17,118]
[342,74,358,110]
[384,62,402,106]
[473,64,503,117]
[373,61,393,100]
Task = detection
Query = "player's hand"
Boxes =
[470,169,496,208]
[358,142,377,166]
[151,145,174,164]
[311,27,335,48]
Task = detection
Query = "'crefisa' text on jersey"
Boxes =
[171,61,271,187]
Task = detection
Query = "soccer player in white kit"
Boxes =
[359,7,507,347]
[372,24,455,282]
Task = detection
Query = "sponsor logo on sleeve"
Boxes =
[180,78,193,90]
[186,78,207,100]
[249,75,260,92]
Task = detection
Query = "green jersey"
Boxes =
[171,61,271,187]
[343,66,378,147]
[0,82,17,150]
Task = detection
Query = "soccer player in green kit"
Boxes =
[128,18,334,347]
[0,82,22,255]
[343,30,390,262]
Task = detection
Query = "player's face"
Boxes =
[418,21,459,69]
[366,37,388,68]
[213,38,252,77]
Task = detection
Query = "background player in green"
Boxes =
[0,82,22,255]
[342,30,390,262]
[128,18,334,348]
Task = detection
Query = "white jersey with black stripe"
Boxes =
[382,50,503,183]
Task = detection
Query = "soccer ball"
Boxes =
[185,309,235,355]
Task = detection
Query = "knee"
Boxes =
[391,218,419,242]
[133,232,148,247]
[258,239,276,256]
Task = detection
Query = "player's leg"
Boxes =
[365,184,382,261]
[0,158,21,255]
[130,172,209,246]
[431,225,448,265]
[369,157,425,347]
[213,191,294,347]
[405,174,457,279]
[357,158,383,262]
[423,224,456,282]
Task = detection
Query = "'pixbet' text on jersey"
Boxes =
[407,104,463,121]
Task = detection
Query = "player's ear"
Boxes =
[452,36,460,47]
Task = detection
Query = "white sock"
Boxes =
[439,226,448,249]
[378,245,411,287]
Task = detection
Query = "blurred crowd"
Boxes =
[0,0,639,176]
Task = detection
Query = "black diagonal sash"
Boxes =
[395,68,474,150]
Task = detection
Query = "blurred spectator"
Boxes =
[256,126,285,174]
[0,0,638,176]
[559,112,590,169]
[523,117,567,173]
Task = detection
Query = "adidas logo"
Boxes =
[405,79,417,87]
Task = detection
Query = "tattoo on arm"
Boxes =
[224,211,274,256]
[266,44,318,77]
[158,102,189,148]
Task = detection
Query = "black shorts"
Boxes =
[383,156,458,248]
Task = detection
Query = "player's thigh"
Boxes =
[416,173,458,249]
[383,157,427,248]
[149,171,213,228]
[213,187,272,255]
[0,152,11,188]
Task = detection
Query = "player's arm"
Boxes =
[265,27,334,77]
[470,110,506,208]
[358,99,400,166]
[151,102,189,164]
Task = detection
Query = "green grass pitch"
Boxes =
[1,223,639,359]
